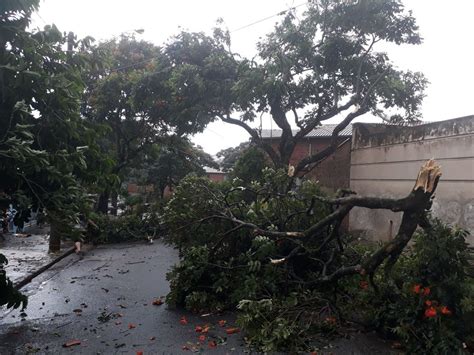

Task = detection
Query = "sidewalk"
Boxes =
[0,225,74,284]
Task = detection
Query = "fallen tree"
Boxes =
[164,160,473,352]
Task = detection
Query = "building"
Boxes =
[259,117,474,244]
[205,167,227,182]
[261,124,352,192]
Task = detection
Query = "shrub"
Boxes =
[164,168,330,312]
[340,219,473,354]
[88,202,163,244]
[0,254,27,310]
[164,166,473,353]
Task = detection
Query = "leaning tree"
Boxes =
[160,0,426,177]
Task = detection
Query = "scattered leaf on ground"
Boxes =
[179,316,188,325]
[128,323,136,329]
[152,299,163,306]
[208,340,217,348]
[195,325,202,332]
[136,351,143,355]
[218,320,226,327]
[63,340,81,348]
[391,342,403,349]
[225,327,240,335]
[198,335,206,342]
[149,336,156,341]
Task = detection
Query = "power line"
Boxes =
[230,1,309,33]
[105,1,310,74]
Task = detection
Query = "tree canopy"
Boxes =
[161,0,427,175]
[129,138,218,198]
[0,0,105,250]
[83,35,220,212]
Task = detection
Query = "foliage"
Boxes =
[88,203,162,244]
[0,254,27,310]
[129,137,218,198]
[340,219,473,354]
[165,160,471,353]
[164,168,329,251]
[164,0,427,172]
[237,290,338,352]
[164,169,331,313]
[229,146,270,185]
[0,0,107,247]
[82,34,220,212]
[216,141,250,172]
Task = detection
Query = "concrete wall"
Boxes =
[349,116,474,245]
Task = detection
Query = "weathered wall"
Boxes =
[349,116,474,245]
[269,137,351,192]
[207,172,226,182]
[305,138,351,191]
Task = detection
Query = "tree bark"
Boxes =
[110,191,118,216]
[49,220,61,252]
[96,190,109,214]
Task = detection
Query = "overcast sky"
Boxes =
[32,0,474,155]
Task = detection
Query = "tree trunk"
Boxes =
[110,192,118,216]
[49,220,61,252]
[96,190,109,214]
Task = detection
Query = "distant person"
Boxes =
[2,209,8,234]
[36,209,45,228]
[7,204,17,234]
[14,208,31,233]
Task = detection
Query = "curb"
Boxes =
[14,246,76,290]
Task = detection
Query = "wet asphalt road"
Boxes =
[0,240,396,355]
[0,241,247,354]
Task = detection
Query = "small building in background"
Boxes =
[261,124,352,192]
[205,167,227,182]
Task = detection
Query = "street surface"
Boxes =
[1,241,246,354]
[0,240,395,354]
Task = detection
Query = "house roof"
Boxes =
[260,124,353,139]
[205,167,226,174]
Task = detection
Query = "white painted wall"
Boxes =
[349,116,474,245]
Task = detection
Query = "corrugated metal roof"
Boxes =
[205,167,225,174]
[260,124,353,139]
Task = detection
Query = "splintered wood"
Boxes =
[413,159,442,193]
